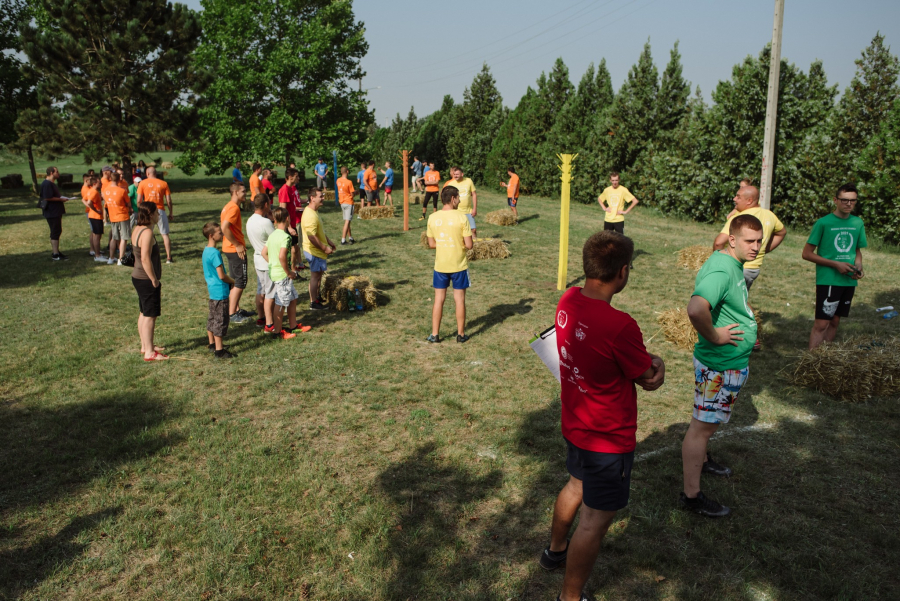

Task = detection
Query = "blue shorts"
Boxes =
[507,197,517,207]
[464,213,476,230]
[433,270,470,290]
[303,251,328,273]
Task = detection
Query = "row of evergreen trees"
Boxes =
[368,35,900,243]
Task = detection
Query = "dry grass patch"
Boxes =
[657,308,697,350]
[788,336,900,402]
[677,245,713,270]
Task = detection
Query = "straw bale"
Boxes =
[323,190,335,201]
[420,230,431,249]
[485,209,518,226]
[678,245,713,271]
[161,161,175,169]
[413,195,421,205]
[467,238,510,261]
[359,206,395,220]
[319,273,381,311]
[788,336,900,402]
[657,308,698,350]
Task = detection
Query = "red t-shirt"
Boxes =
[556,287,652,453]
[278,184,303,226]
[261,178,274,193]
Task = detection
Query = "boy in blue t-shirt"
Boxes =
[356,162,366,219]
[379,161,394,206]
[202,222,236,359]
[314,158,329,190]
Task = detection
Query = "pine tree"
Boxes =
[855,96,900,242]
[485,88,538,192]
[656,41,691,134]
[446,64,503,182]
[19,0,201,168]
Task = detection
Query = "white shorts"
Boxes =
[273,278,298,307]
[156,208,170,235]
[256,269,275,299]
[341,204,354,221]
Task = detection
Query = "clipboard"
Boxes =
[529,325,560,383]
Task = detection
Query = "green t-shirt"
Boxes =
[692,251,758,371]
[128,184,139,213]
[266,228,292,282]
[806,213,867,287]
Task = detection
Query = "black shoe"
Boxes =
[426,334,440,343]
[57,252,69,260]
[237,308,257,318]
[456,334,470,343]
[539,540,568,571]
[702,453,733,477]
[209,344,230,353]
[680,491,731,517]
[214,349,235,359]
[309,301,326,310]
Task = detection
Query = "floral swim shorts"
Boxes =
[693,357,750,424]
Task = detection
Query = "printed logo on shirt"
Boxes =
[578,385,588,394]
[834,231,854,254]
[573,366,583,380]
[557,310,568,329]
[434,218,443,227]
[560,346,568,360]
[560,361,571,370]
[575,327,586,341]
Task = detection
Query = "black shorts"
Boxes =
[46,217,63,241]
[224,251,248,289]
[423,191,439,210]
[815,284,856,320]
[207,299,230,337]
[89,218,104,235]
[603,221,625,234]
[133,277,161,318]
[565,438,634,511]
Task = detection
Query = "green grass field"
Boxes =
[1,155,899,600]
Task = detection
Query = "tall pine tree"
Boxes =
[446,64,504,183]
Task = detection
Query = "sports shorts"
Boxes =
[133,277,161,318]
[693,357,749,425]
[156,209,170,235]
[603,221,624,234]
[224,251,248,289]
[385,186,392,194]
[341,204,354,220]
[316,175,326,190]
[256,268,275,299]
[273,278,298,307]
[365,190,379,203]
[110,220,132,241]
[89,218,104,236]
[815,284,855,320]
[565,438,634,512]
[303,251,327,273]
[507,197,518,208]
[744,268,760,290]
[433,269,470,290]
[464,213,476,231]
[207,298,229,337]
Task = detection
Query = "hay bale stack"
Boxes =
[678,245,713,271]
[419,230,431,249]
[1,174,24,189]
[467,238,510,261]
[789,336,900,402]
[161,161,175,169]
[359,206,395,219]
[657,308,698,351]
[147,161,157,167]
[320,273,381,311]
[485,209,517,226]
[323,190,335,201]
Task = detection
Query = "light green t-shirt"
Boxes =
[806,213,867,287]
[692,251,757,371]
[266,228,292,282]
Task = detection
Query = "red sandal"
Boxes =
[143,351,169,362]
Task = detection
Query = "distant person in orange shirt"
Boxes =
[419,162,441,220]
[337,166,356,245]
[136,166,175,263]
[221,182,255,324]
[500,166,520,219]
[249,162,263,209]
[100,165,113,191]
[81,176,106,261]
[364,160,379,207]
[103,172,133,265]
[116,167,130,191]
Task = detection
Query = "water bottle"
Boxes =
[883,310,898,320]
[354,288,364,311]
[347,289,355,311]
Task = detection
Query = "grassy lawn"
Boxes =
[1,156,899,600]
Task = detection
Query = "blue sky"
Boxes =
[183,0,900,125]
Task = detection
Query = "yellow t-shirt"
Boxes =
[300,208,328,260]
[443,177,476,214]
[598,185,635,223]
[720,206,785,270]
[426,209,471,273]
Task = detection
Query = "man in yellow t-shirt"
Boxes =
[300,188,336,310]
[443,166,478,238]
[714,184,786,351]
[597,172,638,234]
[425,185,474,344]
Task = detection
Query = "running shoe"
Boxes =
[679,491,731,517]
[309,301,326,310]
[287,323,312,333]
[214,349,235,359]
[702,453,733,477]
[237,308,257,318]
[349,237,356,244]
[264,324,276,333]
[229,313,249,324]
[94,255,108,262]
[255,318,266,327]
[107,258,115,265]
[426,334,441,343]
[275,329,296,340]
[456,334,470,344]
[539,540,568,571]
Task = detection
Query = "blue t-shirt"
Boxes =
[383,168,394,186]
[232,167,243,183]
[423,165,431,174]
[315,163,327,177]
[412,160,423,177]
[357,170,365,190]
[203,247,231,301]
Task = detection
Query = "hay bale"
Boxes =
[420,230,431,249]
[678,245,713,271]
[319,273,381,311]
[485,209,517,226]
[467,238,510,261]
[657,308,698,351]
[161,161,175,169]
[1,174,24,189]
[323,190,335,201]
[359,206,395,220]
[789,336,900,402]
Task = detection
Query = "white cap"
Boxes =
[134,177,142,183]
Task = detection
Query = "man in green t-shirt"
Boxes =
[802,183,866,350]
[681,214,763,519]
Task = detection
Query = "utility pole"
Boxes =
[759,0,785,210]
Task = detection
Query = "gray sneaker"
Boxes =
[229,313,249,324]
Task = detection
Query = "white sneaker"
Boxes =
[117,259,123,266]
[107,258,115,265]
[89,250,95,256]
[94,255,107,262]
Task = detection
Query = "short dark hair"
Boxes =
[836,183,858,198]
[272,207,289,224]
[46,166,57,176]
[441,185,459,205]
[252,193,269,211]
[307,187,319,199]
[284,167,298,180]
[230,182,244,194]
[582,230,634,282]
[110,171,120,183]
[252,162,261,171]
[136,201,157,226]
[507,166,516,174]
[340,166,349,175]
[202,222,221,238]
[367,160,375,167]
[609,171,620,178]
[729,214,763,236]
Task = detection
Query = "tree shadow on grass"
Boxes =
[467,297,535,337]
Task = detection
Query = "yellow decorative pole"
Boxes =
[557,153,577,290]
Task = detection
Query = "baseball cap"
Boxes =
[134,177,142,183]
[101,165,112,172]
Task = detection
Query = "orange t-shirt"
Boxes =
[137,178,171,211]
[249,173,261,199]
[117,179,129,192]
[81,183,90,201]
[506,174,520,199]
[424,170,441,192]
[103,186,130,223]
[337,177,355,205]
[221,201,245,253]
[364,167,378,191]
[84,187,103,219]
[101,177,113,191]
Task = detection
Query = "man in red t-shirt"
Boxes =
[541,231,665,601]
[278,168,305,272]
